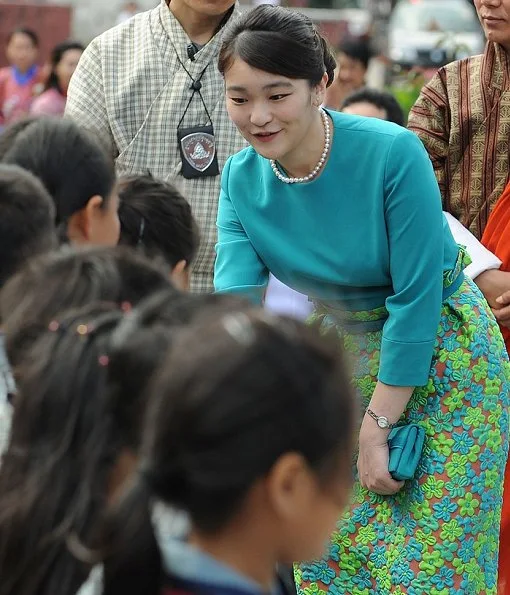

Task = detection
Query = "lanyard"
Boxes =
[172,46,214,129]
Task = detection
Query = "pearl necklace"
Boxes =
[270,108,331,184]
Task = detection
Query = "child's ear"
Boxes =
[66,195,103,245]
[171,259,190,291]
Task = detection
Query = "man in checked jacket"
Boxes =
[66,0,246,293]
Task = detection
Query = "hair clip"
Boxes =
[98,355,109,367]
[77,324,91,336]
[120,301,132,313]
[48,320,60,332]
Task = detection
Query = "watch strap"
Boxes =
[367,408,398,429]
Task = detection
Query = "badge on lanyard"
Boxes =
[178,124,219,178]
[176,62,220,179]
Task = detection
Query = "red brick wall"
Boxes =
[0,2,71,68]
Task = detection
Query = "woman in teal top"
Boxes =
[214,5,510,594]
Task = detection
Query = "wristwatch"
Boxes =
[366,408,397,429]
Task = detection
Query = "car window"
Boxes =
[390,1,480,33]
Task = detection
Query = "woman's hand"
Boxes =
[357,420,404,496]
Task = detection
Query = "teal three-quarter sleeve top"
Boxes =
[214,111,462,387]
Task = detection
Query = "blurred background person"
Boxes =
[324,39,372,110]
[0,28,42,128]
[30,41,84,117]
[341,87,404,125]
[116,2,141,26]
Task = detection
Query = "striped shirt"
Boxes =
[65,0,246,292]
[408,42,510,239]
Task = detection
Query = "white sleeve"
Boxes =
[444,211,502,279]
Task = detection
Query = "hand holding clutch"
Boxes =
[388,424,425,481]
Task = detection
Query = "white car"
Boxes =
[388,0,485,69]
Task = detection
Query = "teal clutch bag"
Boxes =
[388,424,425,481]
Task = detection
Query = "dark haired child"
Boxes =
[0,246,174,471]
[0,246,175,374]
[118,174,200,290]
[93,310,356,595]
[0,290,251,595]
[1,117,119,245]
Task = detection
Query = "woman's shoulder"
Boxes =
[330,109,406,139]
[329,110,417,155]
[226,146,265,178]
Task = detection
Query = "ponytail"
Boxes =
[102,477,162,595]
[0,306,122,595]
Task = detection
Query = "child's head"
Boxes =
[0,289,249,595]
[0,164,56,290]
[1,117,119,246]
[0,246,176,371]
[98,310,354,595]
[341,88,405,126]
[6,28,39,73]
[142,311,355,563]
[117,175,199,290]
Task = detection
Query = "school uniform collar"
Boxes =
[160,536,278,595]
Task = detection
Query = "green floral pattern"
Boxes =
[298,279,510,594]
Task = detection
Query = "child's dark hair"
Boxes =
[337,39,372,69]
[0,246,175,369]
[0,305,125,595]
[7,27,39,48]
[118,174,199,269]
[0,291,251,595]
[0,116,39,161]
[218,5,336,88]
[102,311,355,595]
[106,289,250,453]
[45,41,85,94]
[341,88,405,126]
[1,117,116,232]
[0,164,56,289]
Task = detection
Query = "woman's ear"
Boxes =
[313,72,329,107]
[171,259,190,291]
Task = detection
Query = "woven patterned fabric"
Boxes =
[408,42,510,240]
[297,278,510,595]
[65,0,247,292]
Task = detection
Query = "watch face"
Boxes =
[377,416,389,429]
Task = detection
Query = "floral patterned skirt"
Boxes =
[296,278,510,595]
